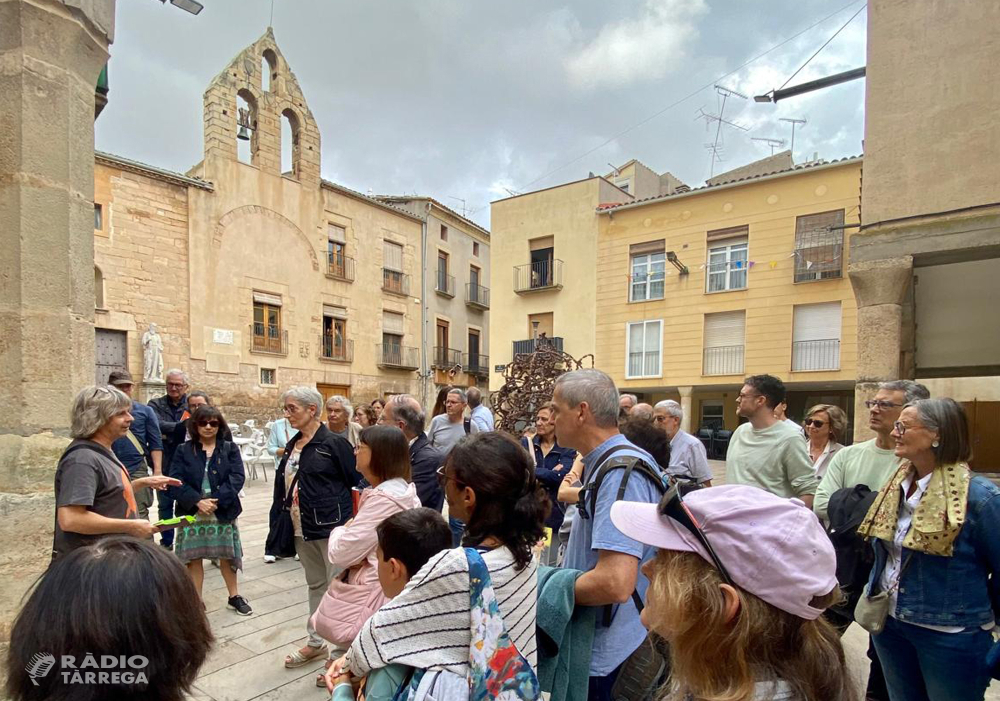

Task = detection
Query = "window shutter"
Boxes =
[704,311,746,348]
[382,311,404,334]
[629,239,665,256]
[707,225,748,243]
[383,241,403,272]
[328,224,346,243]
[529,236,554,252]
[252,291,282,307]
[793,302,841,342]
[323,304,347,319]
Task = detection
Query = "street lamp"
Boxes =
[160,0,204,15]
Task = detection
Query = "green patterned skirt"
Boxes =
[174,515,243,571]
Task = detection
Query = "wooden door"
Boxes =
[962,400,1000,472]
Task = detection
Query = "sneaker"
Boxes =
[263,554,277,564]
[228,595,252,616]
[294,554,300,561]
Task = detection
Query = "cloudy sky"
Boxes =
[96,0,867,228]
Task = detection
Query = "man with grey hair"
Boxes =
[466,386,494,432]
[653,400,712,485]
[380,394,443,511]
[618,393,638,415]
[325,395,362,447]
[149,369,191,549]
[814,380,930,521]
[552,369,664,696]
[630,402,653,421]
[428,387,479,454]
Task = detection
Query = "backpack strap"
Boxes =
[464,418,471,435]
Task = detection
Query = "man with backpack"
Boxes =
[553,370,665,701]
[428,387,479,545]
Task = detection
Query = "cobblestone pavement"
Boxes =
[186,460,998,700]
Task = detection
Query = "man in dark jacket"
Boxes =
[148,369,190,549]
[380,394,444,511]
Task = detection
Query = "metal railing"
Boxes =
[377,343,420,369]
[382,268,410,296]
[250,323,288,356]
[514,259,563,293]
[463,353,490,377]
[432,346,462,370]
[512,336,564,356]
[435,272,455,297]
[703,345,745,376]
[792,339,841,372]
[319,335,354,363]
[326,254,356,282]
[465,283,490,309]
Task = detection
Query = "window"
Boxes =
[383,240,405,293]
[468,328,481,357]
[473,241,480,257]
[261,49,277,92]
[700,401,725,431]
[281,109,300,178]
[236,89,257,165]
[252,292,284,354]
[94,266,105,309]
[328,224,347,277]
[529,236,554,289]
[528,312,553,340]
[706,227,748,293]
[94,203,103,230]
[629,241,666,302]
[260,368,276,386]
[616,179,631,194]
[795,210,845,282]
[792,301,842,371]
[703,310,746,375]
[435,320,450,367]
[440,224,448,241]
[382,311,405,363]
[322,305,348,361]
[626,320,662,378]
[437,251,450,294]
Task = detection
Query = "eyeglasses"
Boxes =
[657,483,734,586]
[197,420,220,428]
[803,419,826,428]
[435,465,462,486]
[282,405,302,414]
[167,383,186,389]
[865,400,903,410]
[892,421,916,436]
[737,392,761,401]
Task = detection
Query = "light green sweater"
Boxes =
[813,438,900,521]
[724,421,818,499]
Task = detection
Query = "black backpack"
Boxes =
[826,484,878,617]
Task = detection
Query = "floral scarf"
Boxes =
[856,461,972,557]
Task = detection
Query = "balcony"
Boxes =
[703,345,745,376]
[465,283,490,310]
[250,324,288,356]
[435,272,455,298]
[377,343,420,370]
[382,268,410,297]
[432,346,462,370]
[792,339,841,372]
[326,254,356,282]
[319,335,354,363]
[514,259,563,293]
[463,353,490,378]
[512,336,564,356]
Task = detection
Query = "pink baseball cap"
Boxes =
[610,484,837,620]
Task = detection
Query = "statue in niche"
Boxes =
[142,323,164,383]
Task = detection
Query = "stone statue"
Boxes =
[142,323,164,383]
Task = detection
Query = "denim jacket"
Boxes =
[867,475,1000,627]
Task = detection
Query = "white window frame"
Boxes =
[706,239,748,293]
[625,320,663,379]
[629,252,666,302]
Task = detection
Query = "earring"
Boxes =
[932,440,940,448]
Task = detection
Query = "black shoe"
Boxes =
[228,595,252,616]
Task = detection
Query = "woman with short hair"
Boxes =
[859,398,999,701]
[53,386,179,559]
[353,404,378,428]
[272,386,360,671]
[521,402,577,566]
[6,537,213,701]
[169,405,250,615]
[804,403,847,478]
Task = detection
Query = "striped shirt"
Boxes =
[345,545,538,677]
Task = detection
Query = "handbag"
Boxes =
[854,552,913,635]
[264,469,300,559]
[311,566,386,647]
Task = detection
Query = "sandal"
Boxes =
[283,644,328,669]
[316,660,333,687]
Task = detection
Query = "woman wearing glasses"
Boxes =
[169,405,251,614]
[803,403,847,478]
[857,398,999,701]
[610,484,852,701]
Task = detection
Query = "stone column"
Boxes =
[678,385,694,433]
[848,256,913,441]
[0,0,115,639]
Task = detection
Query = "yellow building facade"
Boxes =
[596,157,863,435]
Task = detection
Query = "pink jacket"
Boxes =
[310,480,422,646]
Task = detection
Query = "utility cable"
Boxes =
[777,3,867,91]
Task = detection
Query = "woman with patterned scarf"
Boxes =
[857,398,1000,701]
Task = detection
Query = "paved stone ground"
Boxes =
[186,460,998,700]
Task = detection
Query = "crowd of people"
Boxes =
[4,366,998,701]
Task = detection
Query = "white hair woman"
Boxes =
[325,394,361,447]
[269,387,361,674]
[53,386,180,558]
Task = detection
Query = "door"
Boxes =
[317,383,351,422]
[963,400,1000,473]
[468,329,481,374]
[436,321,450,367]
[95,329,127,385]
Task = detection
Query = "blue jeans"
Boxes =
[873,615,993,701]
[448,516,464,547]
[157,491,175,546]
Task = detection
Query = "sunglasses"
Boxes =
[197,420,220,428]
[657,482,735,586]
[803,419,826,428]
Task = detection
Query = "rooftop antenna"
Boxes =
[503,187,521,198]
[607,163,620,177]
[447,196,468,219]
[780,117,807,156]
[751,137,788,155]
[700,85,749,177]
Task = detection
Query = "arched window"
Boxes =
[281,108,300,178]
[94,266,105,309]
[261,49,277,92]
[236,89,258,165]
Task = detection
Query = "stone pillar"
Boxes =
[848,256,914,441]
[678,385,694,434]
[0,0,115,639]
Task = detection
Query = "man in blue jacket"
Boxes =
[108,370,162,521]
[148,368,189,548]
[379,394,444,511]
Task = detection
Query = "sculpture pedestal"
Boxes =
[138,380,166,405]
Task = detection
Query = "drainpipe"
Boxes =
[419,202,430,412]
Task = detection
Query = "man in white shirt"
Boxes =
[653,400,712,485]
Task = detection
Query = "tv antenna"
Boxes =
[699,85,749,177]
[447,196,468,219]
[751,137,787,155]
[780,117,807,155]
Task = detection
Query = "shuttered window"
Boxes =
[323,304,347,320]
[703,310,745,376]
[792,302,841,371]
[328,224,346,243]
[382,310,404,334]
[383,241,404,272]
[626,320,662,378]
[794,210,844,282]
